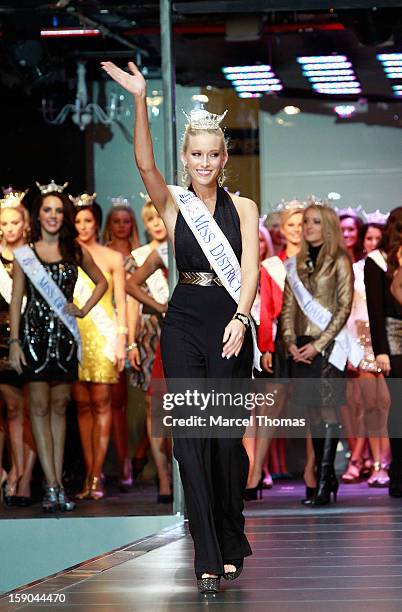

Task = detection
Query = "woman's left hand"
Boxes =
[115,337,126,372]
[297,343,318,362]
[64,303,85,318]
[222,319,245,359]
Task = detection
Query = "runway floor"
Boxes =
[2,480,402,611]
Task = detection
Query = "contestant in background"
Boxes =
[244,204,304,499]
[281,202,355,506]
[343,216,391,487]
[129,200,169,480]
[0,191,32,505]
[9,182,107,512]
[339,209,364,264]
[102,197,140,252]
[125,243,172,502]
[102,59,258,594]
[73,195,127,500]
[365,207,402,497]
[102,197,140,491]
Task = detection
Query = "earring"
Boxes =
[182,166,189,186]
[217,167,226,188]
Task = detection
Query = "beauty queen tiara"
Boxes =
[0,191,27,209]
[36,180,68,195]
[334,205,363,218]
[110,196,131,208]
[69,192,96,207]
[182,108,228,130]
[275,199,306,213]
[362,209,390,225]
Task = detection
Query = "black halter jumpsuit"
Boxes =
[160,186,253,575]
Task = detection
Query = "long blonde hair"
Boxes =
[297,204,346,272]
[102,205,140,249]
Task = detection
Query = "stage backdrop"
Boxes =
[260,104,402,214]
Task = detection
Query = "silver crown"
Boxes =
[334,205,363,218]
[110,196,131,208]
[182,108,228,130]
[362,209,390,225]
[36,180,68,195]
[0,190,27,209]
[69,192,96,207]
[275,199,306,213]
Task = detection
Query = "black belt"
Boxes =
[179,271,223,287]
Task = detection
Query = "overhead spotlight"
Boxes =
[334,104,356,118]
[328,192,342,200]
[283,105,300,115]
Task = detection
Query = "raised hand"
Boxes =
[101,61,146,98]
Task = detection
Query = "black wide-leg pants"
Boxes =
[161,284,253,575]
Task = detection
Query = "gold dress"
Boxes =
[74,268,118,384]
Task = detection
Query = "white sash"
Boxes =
[169,185,262,371]
[131,244,169,305]
[367,249,387,272]
[14,245,82,362]
[74,269,117,363]
[285,256,363,370]
[0,256,27,312]
[262,256,287,292]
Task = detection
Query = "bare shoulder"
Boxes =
[230,193,259,218]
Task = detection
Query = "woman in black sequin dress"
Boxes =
[9,188,107,512]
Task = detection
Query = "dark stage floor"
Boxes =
[2,480,402,611]
[0,481,171,519]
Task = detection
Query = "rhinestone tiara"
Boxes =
[110,196,131,208]
[334,205,363,218]
[69,192,96,207]
[0,190,27,209]
[275,199,306,213]
[36,180,68,195]
[362,209,390,225]
[182,108,228,130]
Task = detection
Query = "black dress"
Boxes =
[365,255,402,483]
[161,186,253,576]
[0,254,23,387]
[20,249,78,383]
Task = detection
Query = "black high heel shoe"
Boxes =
[244,475,263,501]
[223,559,243,581]
[301,486,316,505]
[311,475,338,506]
[196,574,220,594]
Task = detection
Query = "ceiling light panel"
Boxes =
[377,53,402,97]
[298,54,361,96]
[222,64,283,97]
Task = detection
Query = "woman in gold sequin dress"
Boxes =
[72,196,127,500]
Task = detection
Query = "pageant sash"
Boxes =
[74,269,117,363]
[169,185,262,371]
[367,249,387,272]
[0,257,27,311]
[132,244,169,305]
[261,256,287,293]
[285,256,363,370]
[157,241,169,270]
[14,245,82,362]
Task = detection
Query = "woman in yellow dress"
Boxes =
[72,194,127,500]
